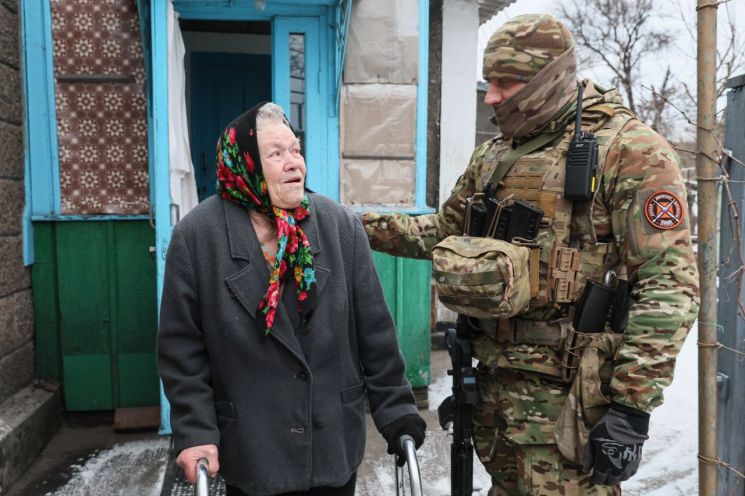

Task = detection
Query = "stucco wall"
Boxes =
[0,0,34,404]
[340,0,419,207]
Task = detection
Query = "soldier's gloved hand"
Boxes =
[583,403,650,485]
[381,414,427,466]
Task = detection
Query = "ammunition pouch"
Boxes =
[549,246,582,303]
[432,236,531,319]
[554,331,624,466]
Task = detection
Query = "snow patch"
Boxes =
[45,438,169,496]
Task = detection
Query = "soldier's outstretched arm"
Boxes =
[602,119,700,414]
[361,143,487,259]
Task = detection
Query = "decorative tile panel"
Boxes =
[51,0,150,215]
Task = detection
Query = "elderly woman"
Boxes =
[157,102,425,496]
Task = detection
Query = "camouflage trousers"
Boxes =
[473,367,620,496]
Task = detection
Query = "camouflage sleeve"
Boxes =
[360,142,488,259]
[602,119,700,413]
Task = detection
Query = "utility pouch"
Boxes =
[482,198,543,242]
[432,236,531,319]
[554,332,623,466]
[503,200,543,242]
[464,194,488,236]
[572,280,615,333]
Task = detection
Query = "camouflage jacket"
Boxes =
[363,82,700,414]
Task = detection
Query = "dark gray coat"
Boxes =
[157,194,417,495]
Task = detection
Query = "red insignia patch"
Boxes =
[644,191,684,230]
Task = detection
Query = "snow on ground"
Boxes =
[425,325,699,495]
[44,438,170,496]
[623,323,699,496]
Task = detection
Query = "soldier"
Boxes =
[362,13,699,495]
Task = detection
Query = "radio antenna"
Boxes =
[574,82,584,140]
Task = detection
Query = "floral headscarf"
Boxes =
[216,102,316,335]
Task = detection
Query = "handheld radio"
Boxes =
[563,83,599,201]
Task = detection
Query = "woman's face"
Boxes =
[257,120,306,209]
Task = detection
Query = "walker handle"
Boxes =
[195,457,209,496]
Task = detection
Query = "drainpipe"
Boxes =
[696,1,718,494]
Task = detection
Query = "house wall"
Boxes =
[0,0,34,404]
[29,0,159,410]
[49,0,149,215]
[339,1,432,392]
[439,0,478,209]
[340,0,419,207]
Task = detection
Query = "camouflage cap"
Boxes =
[483,14,575,82]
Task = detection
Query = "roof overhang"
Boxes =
[478,0,517,24]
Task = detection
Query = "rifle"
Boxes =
[437,314,479,496]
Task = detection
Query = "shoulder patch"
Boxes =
[644,190,685,230]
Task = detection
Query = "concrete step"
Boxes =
[0,383,61,494]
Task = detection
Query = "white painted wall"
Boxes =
[439,0,478,208]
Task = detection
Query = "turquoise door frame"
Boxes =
[151,1,341,434]
[273,16,336,197]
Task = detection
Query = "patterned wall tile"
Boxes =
[51,0,149,215]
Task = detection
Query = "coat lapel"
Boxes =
[222,201,306,364]
[298,198,329,318]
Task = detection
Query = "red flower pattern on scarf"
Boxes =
[216,122,316,335]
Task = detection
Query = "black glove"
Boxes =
[381,414,426,466]
[584,402,650,485]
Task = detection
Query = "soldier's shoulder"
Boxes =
[472,135,503,162]
[615,118,674,152]
[609,119,681,180]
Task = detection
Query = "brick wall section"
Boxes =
[0,0,34,405]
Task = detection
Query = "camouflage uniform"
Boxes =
[362,14,699,496]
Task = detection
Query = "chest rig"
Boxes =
[476,97,635,319]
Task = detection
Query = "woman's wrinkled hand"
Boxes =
[176,444,220,483]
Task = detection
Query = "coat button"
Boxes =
[313,418,325,430]
[295,370,309,381]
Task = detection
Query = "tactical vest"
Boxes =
[472,91,635,380]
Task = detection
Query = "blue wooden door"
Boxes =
[190,52,272,201]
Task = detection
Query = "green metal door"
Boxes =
[372,253,431,389]
[33,221,159,410]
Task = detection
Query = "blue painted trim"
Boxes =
[333,0,352,116]
[315,15,339,202]
[22,0,62,263]
[151,0,173,435]
[273,16,337,201]
[349,206,436,215]
[321,14,340,201]
[415,0,429,208]
[20,2,32,265]
[271,20,291,113]
[175,2,326,20]
[23,159,32,265]
[31,215,151,222]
